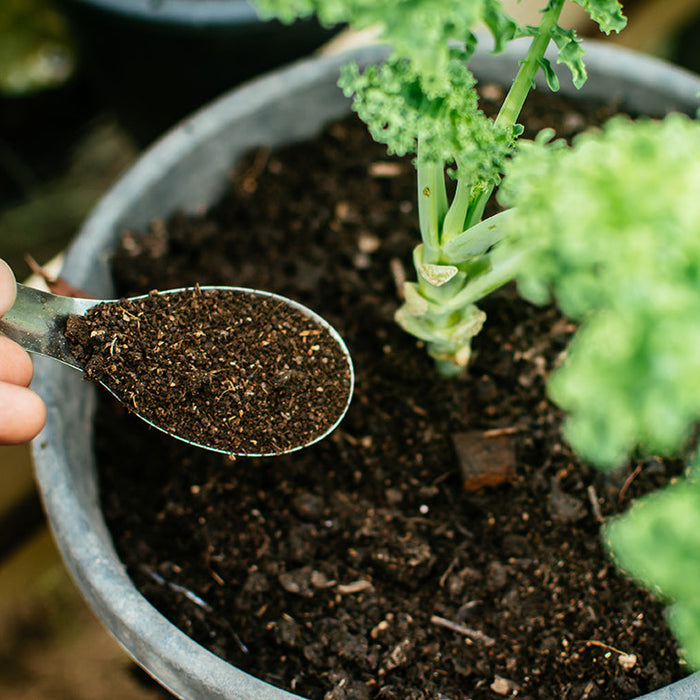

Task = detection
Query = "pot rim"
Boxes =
[58,0,264,26]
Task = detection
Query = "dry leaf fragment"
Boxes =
[336,579,373,595]
[368,161,404,177]
[491,675,518,695]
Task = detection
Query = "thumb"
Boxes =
[0,259,17,317]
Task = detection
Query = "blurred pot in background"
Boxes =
[0,0,110,275]
[0,0,74,98]
[0,0,80,200]
[54,0,341,145]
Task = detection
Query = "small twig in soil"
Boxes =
[390,257,407,297]
[481,426,521,438]
[336,579,373,595]
[618,464,642,504]
[368,161,404,178]
[439,556,459,588]
[430,614,495,646]
[586,485,605,523]
[239,147,271,194]
[578,639,637,670]
[141,565,212,612]
[210,569,225,586]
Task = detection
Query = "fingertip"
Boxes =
[0,259,17,317]
[0,382,47,444]
[0,336,35,386]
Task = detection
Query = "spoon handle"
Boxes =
[0,283,98,370]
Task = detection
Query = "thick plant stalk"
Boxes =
[395,0,566,375]
[395,210,522,374]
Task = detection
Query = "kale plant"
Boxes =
[256,0,625,374]
[254,0,700,669]
[499,112,700,667]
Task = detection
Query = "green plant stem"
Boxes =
[417,148,448,262]
[401,0,567,375]
[441,163,472,244]
[465,0,565,228]
[418,0,565,259]
[495,0,565,129]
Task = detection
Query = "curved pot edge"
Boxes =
[58,0,262,26]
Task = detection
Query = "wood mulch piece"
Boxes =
[94,86,686,699]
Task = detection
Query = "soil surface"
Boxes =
[95,85,686,699]
[65,288,352,455]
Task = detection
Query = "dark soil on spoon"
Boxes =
[64,288,351,455]
[95,85,686,700]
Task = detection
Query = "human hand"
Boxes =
[0,259,46,444]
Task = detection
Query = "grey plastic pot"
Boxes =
[31,39,700,700]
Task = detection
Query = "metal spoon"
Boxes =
[0,283,354,457]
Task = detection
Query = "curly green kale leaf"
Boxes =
[499,114,700,467]
[549,25,587,89]
[572,0,626,34]
[605,472,700,668]
[514,21,588,90]
[340,54,514,186]
[253,0,518,93]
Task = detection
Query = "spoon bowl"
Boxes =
[1,283,354,457]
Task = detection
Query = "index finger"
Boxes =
[0,259,17,316]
